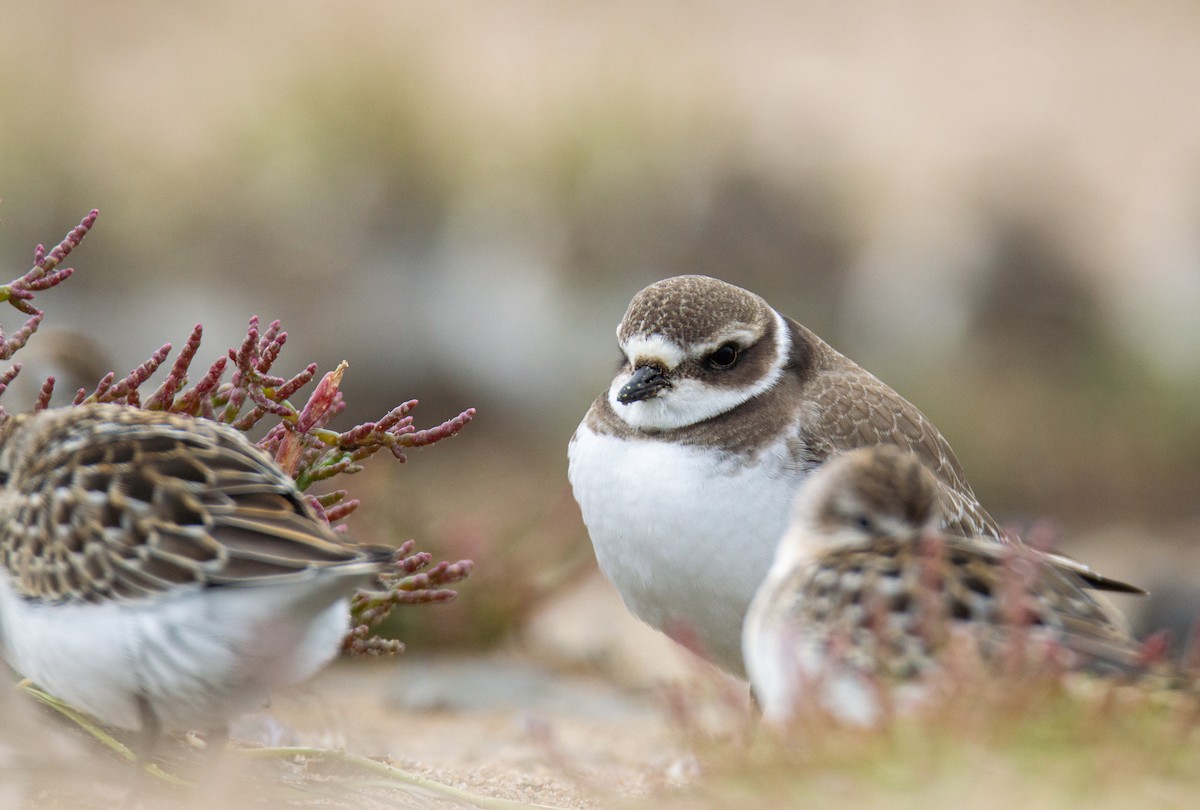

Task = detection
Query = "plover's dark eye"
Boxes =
[708,342,739,369]
[854,514,874,531]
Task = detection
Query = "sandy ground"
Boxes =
[272,655,695,809]
[1,655,715,810]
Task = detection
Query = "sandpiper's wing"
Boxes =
[800,534,1140,675]
[939,534,1140,669]
[0,405,390,604]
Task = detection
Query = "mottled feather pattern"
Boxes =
[780,533,1136,679]
[0,405,386,605]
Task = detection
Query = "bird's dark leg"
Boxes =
[134,693,161,768]
[122,693,162,806]
[746,684,763,740]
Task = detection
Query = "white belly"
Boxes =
[0,575,353,732]
[568,426,807,675]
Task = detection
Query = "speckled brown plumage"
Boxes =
[761,522,1136,681]
[0,404,388,605]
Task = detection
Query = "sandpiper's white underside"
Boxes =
[568,426,809,675]
[0,574,355,732]
[741,608,885,726]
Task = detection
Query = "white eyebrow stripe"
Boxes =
[696,328,761,355]
[620,334,686,368]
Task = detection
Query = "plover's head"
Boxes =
[783,447,942,562]
[608,275,792,431]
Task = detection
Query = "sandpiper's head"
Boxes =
[608,275,791,431]
[785,446,942,558]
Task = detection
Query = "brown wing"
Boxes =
[938,535,1139,670]
[800,363,1003,540]
[0,406,388,604]
[799,535,1138,678]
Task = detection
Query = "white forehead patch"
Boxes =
[620,334,686,369]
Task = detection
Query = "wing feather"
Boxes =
[798,534,1139,675]
[801,366,1002,539]
[0,406,388,604]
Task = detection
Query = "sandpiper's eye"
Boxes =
[854,514,874,531]
[708,342,739,369]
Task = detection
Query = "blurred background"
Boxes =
[2,0,1199,666]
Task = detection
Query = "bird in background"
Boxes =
[569,275,1141,676]
[743,447,1142,725]
[0,404,392,751]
